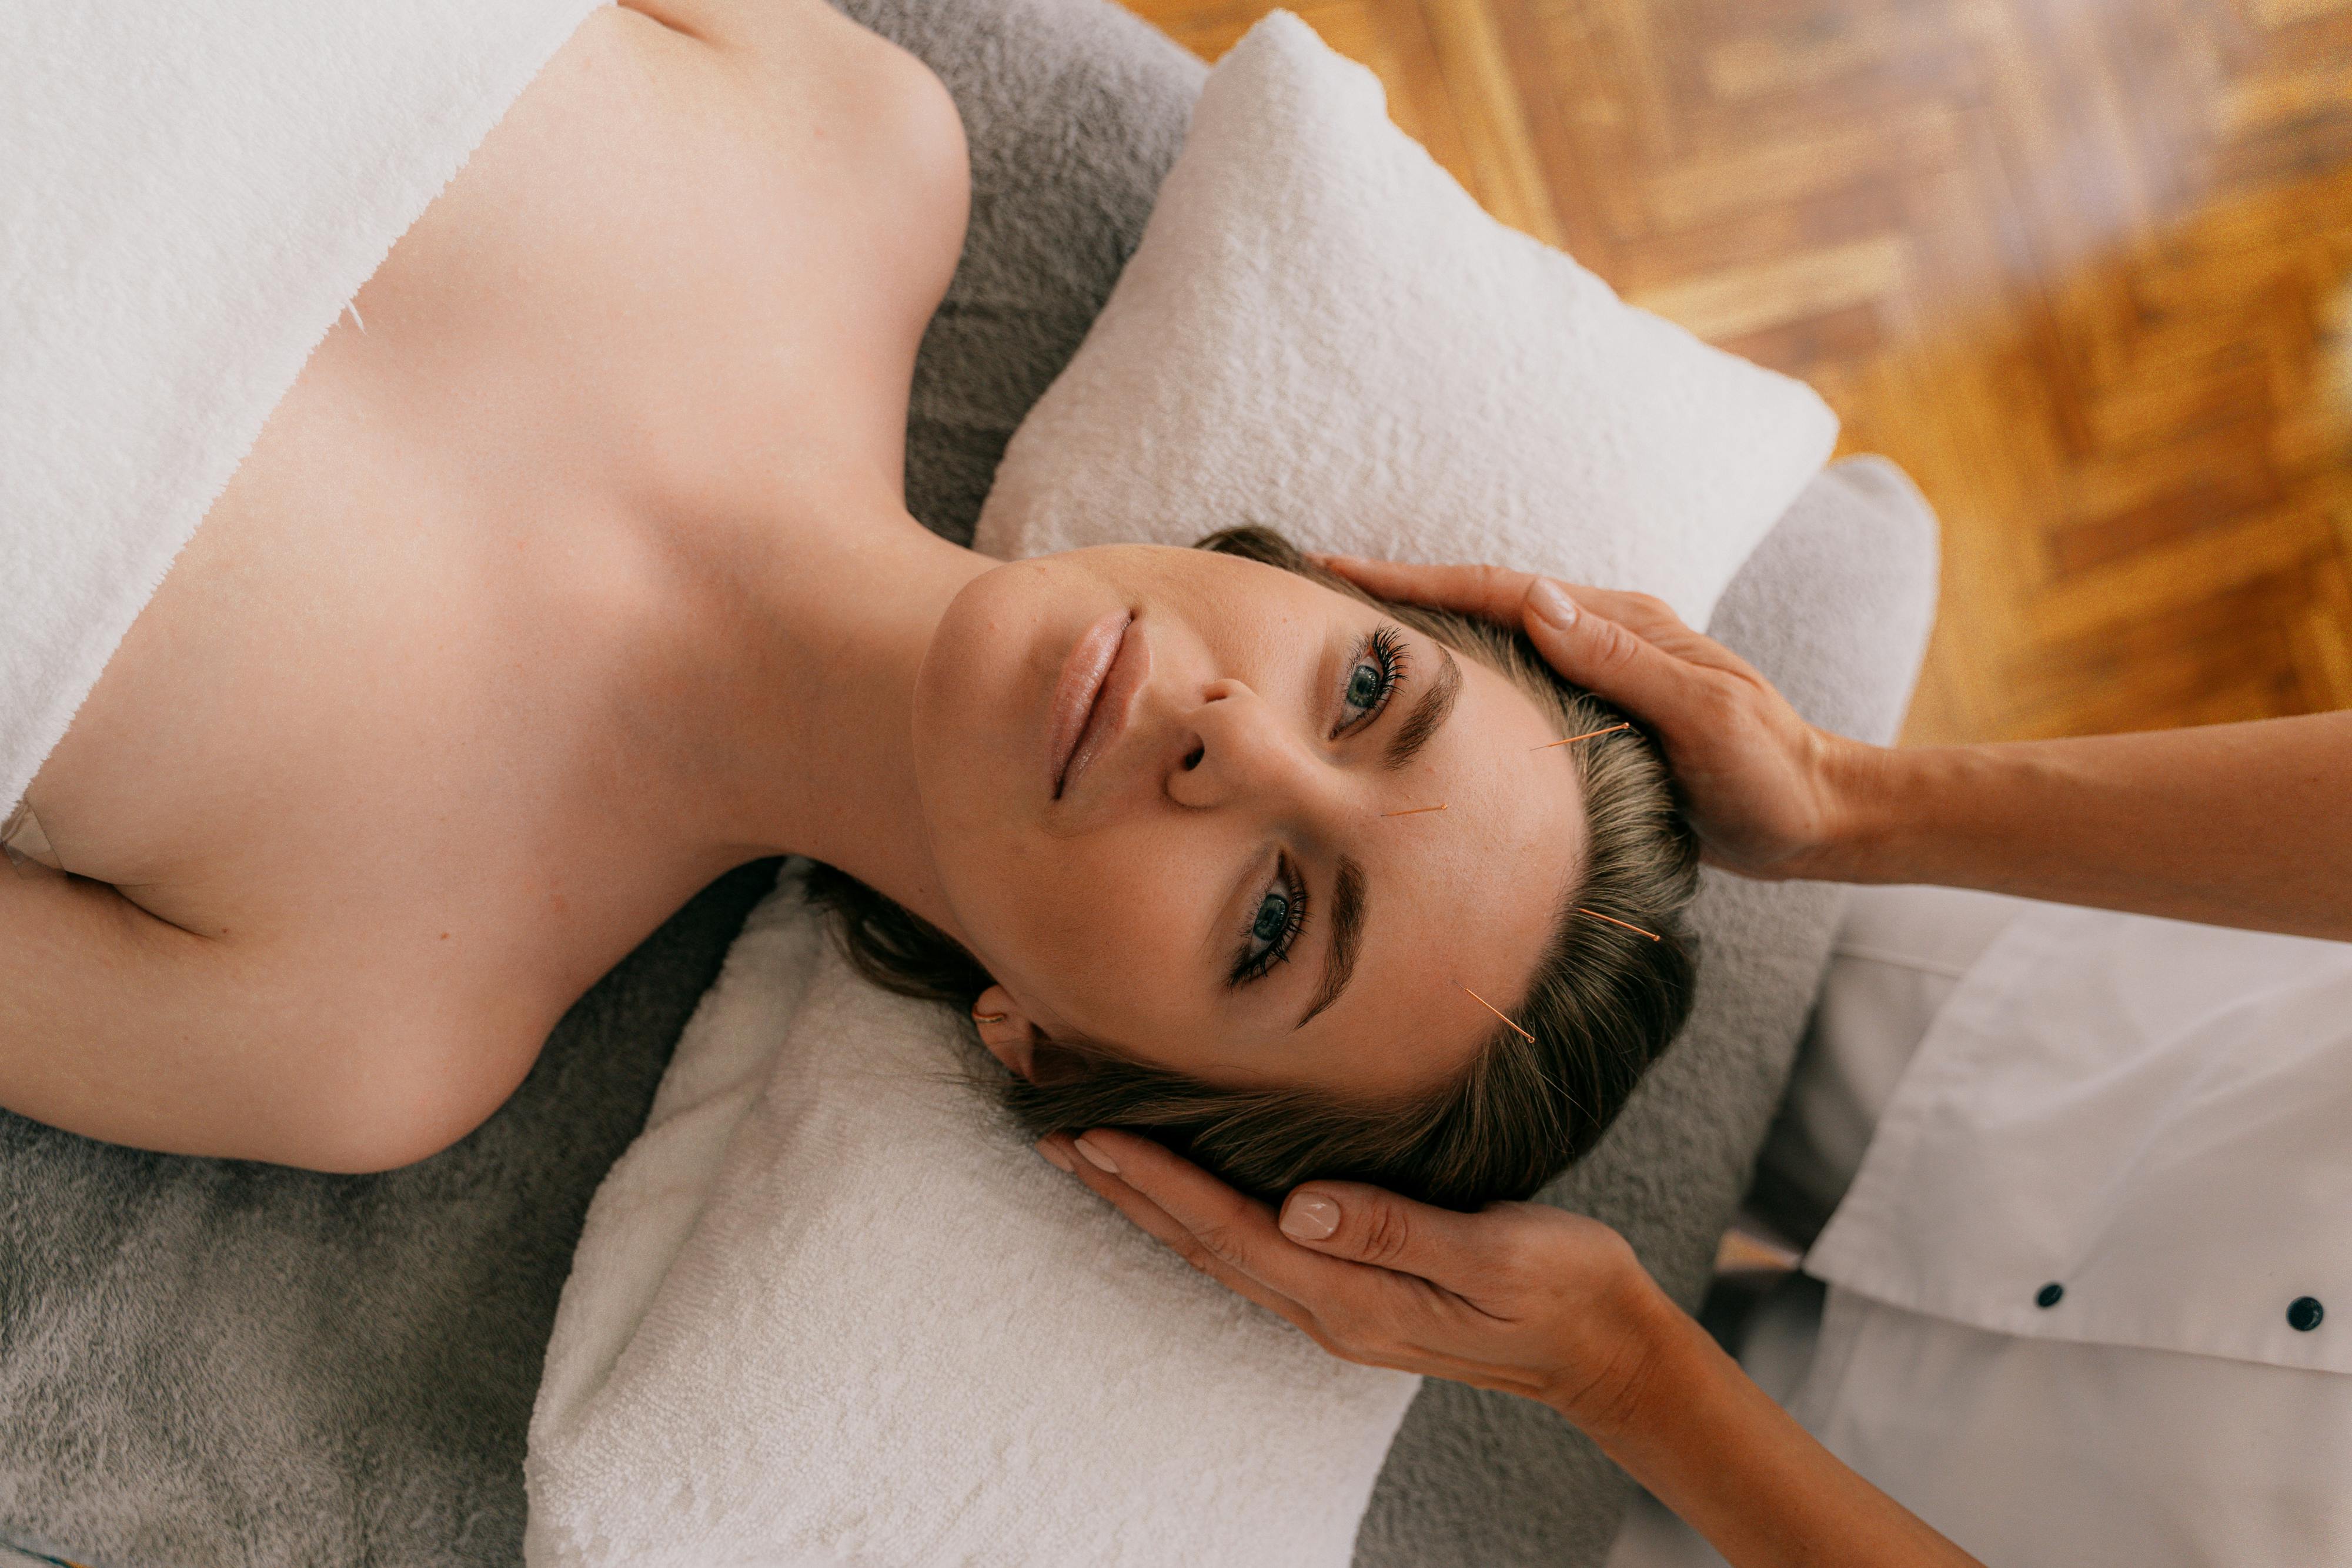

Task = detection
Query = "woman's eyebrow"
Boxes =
[1294,854,1367,1029]
[1383,643,1461,770]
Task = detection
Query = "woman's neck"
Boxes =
[665,491,991,943]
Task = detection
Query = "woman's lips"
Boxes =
[1054,611,1152,804]
[1061,616,1151,801]
[1048,610,1133,800]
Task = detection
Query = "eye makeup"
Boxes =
[1230,854,1308,985]
[1224,620,1415,990]
[1334,624,1408,736]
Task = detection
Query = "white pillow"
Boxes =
[528,16,1842,1563]
[973,11,1838,632]
[524,875,1418,1568]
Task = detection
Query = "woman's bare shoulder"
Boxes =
[633,0,969,216]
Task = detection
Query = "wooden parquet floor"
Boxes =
[1118,0,2352,745]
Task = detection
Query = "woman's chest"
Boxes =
[21,5,962,1022]
[26,379,733,1033]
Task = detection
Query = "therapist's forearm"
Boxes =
[1565,1285,1983,1568]
[1816,711,2352,940]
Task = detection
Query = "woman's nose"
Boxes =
[1165,678,1342,815]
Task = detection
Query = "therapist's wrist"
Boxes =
[1538,1252,1692,1445]
[1793,737,1919,884]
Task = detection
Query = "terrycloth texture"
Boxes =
[519,459,1938,1568]
[524,882,1418,1568]
[956,17,1929,1558]
[0,0,1201,1561]
[973,12,1840,634]
[523,463,1936,1568]
[864,0,1205,546]
[0,862,776,1568]
[1352,454,1937,1567]
[0,0,609,813]
[0,0,1938,1563]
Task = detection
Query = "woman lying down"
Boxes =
[4,2,1988,1564]
[7,0,1694,1208]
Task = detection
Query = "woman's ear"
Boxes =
[971,984,1090,1086]
[971,984,1048,1082]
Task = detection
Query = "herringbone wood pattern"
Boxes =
[1121,0,2352,744]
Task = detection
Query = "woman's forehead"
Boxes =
[1290,652,1588,1092]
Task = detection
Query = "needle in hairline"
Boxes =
[1532,722,1632,751]
[1578,908,1662,941]
[1454,981,1535,1043]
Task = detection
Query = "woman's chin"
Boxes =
[909,561,1057,865]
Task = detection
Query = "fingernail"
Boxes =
[1037,1138,1076,1174]
[1529,580,1578,628]
[1073,1134,1119,1175]
[1281,1193,1341,1241]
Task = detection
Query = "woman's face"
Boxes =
[911,544,1586,1100]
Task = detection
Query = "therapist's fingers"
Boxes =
[1311,556,1541,621]
[1313,556,1745,721]
[1046,1129,1616,1404]
[1509,581,1750,730]
[1271,1179,1527,1307]
[1037,1133,1325,1336]
[1053,1129,1502,1326]
[1046,1129,1475,1370]
[1515,589,1853,877]
[1309,553,1689,644]
[1056,1129,1349,1296]
[1315,552,1862,880]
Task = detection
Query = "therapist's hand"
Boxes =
[1035,1127,1676,1436]
[1041,1128,1990,1568]
[1311,554,1877,881]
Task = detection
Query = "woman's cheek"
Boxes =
[1000,843,1132,961]
[1011,845,1190,996]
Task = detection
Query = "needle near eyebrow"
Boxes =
[1380,803,1448,817]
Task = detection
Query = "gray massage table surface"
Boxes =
[0,0,1937,1563]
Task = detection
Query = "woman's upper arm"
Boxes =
[0,870,403,1169]
[3,871,225,1143]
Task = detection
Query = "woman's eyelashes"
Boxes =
[1333,624,1409,736]
[1230,855,1309,986]
[1224,625,1406,991]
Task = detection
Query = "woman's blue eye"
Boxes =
[1252,890,1289,943]
[1232,861,1308,985]
[1337,626,1407,732]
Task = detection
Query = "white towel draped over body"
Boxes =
[0,0,610,810]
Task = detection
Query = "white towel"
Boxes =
[0,0,609,809]
[973,11,1838,634]
[524,872,1419,1567]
